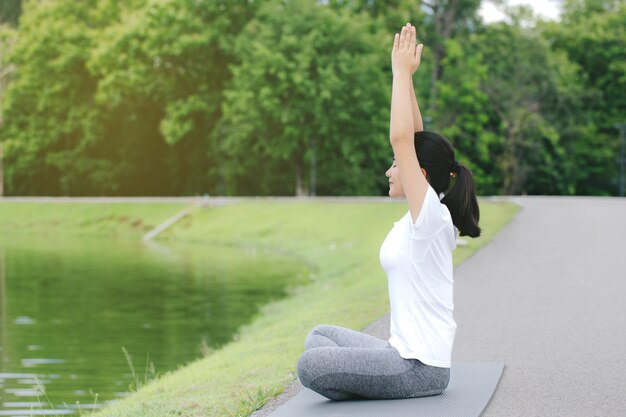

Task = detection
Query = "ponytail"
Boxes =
[441,163,481,238]
[413,131,481,238]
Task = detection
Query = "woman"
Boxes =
[296,22,481,401]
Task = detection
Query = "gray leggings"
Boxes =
[297,324,450,401]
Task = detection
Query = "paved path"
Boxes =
[253,196,626,417]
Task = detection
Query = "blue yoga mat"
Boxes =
[269,362,504,417]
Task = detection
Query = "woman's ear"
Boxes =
[421,168,428,179]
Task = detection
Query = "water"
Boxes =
[0,236,310,414]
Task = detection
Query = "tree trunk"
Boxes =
[425,0,460,117]
[502,123,519,195]
[430,52,439,115]
[309,135,316,196]
[430,43,447,115]
[0,143,3,197]
[1,37,16,198]
[429,2,442,115]
[295,160,306,196]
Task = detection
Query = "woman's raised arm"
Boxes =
[410,76,424,132]
[389,23,429,225]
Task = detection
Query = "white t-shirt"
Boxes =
[379,184,458,368]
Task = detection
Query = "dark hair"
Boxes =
[414,131,481,238]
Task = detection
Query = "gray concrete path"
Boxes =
[253,196,626,417]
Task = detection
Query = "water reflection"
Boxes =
[0,237,310,414]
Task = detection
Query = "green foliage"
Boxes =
[434,36,499,194]
[473,22,571,195]
[540,0,625,194]
[432,1,623,196]
[42,198,512,417]
[0,0,623,196]
[0,0,21,27]
[0,0,150,195]
[86,0,243,195]
[216,0,389,196]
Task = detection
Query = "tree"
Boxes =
[0,25,17,197]
[0,1,102,195]
[431,36,500,194]
[540,0,625,195]
[0,0,21,27]
[324,0,425,34]
[478,23,555,193]
[0,0,258,196]
[88,0,257,195]
[431,5,598,196]
[217,0,390,196]
[420,0,482,114]
[2,0,620,196]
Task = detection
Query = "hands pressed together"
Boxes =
[391,23,423,78]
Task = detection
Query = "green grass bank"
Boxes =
[0,198,520,416]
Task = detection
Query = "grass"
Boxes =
[32,375,101,417]
[0,202,188,238]
[0,198,520,416]
[122,347,159,393]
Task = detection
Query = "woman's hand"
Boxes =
[391,23,423,78]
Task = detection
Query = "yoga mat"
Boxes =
[269,362,504,417]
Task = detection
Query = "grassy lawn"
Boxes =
[0,202,188,238]
[0,198,520,416]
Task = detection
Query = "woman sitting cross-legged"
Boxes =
[296,22,481,401]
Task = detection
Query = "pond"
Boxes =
[0,236,311,415]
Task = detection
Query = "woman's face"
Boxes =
[385,156,405,198]
[385,155,428,198]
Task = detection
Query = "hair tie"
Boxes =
[450,160,460,177]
